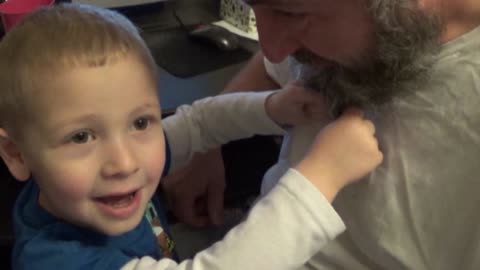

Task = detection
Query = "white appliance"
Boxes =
[72,0,169,8]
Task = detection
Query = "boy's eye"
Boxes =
[133,117,150,130]
[71,131,93,144]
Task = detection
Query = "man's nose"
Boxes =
[101,139,139,179]
[253,9,302,63]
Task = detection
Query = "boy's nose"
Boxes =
[101,140,139,179]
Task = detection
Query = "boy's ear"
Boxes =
[0,128,31,181]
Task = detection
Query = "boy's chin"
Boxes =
[95,214,144,236]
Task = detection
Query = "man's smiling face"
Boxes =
[246,0,443,115]
[245,0,375,67]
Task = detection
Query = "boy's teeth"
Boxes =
[100,193,134,208]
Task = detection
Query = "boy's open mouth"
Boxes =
[97,191,136,208]
[94,190,141,219]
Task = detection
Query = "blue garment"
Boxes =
[12,139,175,270]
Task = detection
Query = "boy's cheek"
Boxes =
[36,163,94,201]
[140,139,166,185]
[143,132,166,184]
[51,174,92,201]
[147,150,166,185]
[37,174,92,219]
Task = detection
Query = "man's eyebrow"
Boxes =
[242,0,276,6]
[242,0,258,4]
[242,0,300,9]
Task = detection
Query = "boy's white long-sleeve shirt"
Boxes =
[162,91,285,172]
[122,169,345,270]
[120,91,346,270]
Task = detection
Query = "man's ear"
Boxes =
[0,128,31,181]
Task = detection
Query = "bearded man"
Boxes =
[162,1,480,269]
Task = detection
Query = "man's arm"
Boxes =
[161,51,281,227]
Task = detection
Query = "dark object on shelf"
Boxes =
[188,24,239,51]
[142,27,252,78]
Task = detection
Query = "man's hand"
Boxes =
[265,81,330,126]
[161,148,225,227]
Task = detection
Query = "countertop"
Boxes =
[120,1,256,112]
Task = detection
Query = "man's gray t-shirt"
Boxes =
[263,26,480,270]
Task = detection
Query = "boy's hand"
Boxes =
[295,108,383,202]
[265,81,330,126]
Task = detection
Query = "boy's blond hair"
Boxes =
[0,3,157,137]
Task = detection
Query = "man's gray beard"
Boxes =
[292,0,443,117]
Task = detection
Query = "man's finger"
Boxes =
[207,182,225,226]
[176,198,208,227]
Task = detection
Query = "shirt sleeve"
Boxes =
[120,168,346,270]
[161,91,285,172]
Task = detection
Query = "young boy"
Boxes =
[0,4,383,270]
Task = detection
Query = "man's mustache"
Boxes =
[292,49,318,65]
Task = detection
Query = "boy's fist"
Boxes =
[295,108,383,202]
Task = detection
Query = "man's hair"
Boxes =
[0,3,157,136]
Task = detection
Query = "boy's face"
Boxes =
[18,54,165,236]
